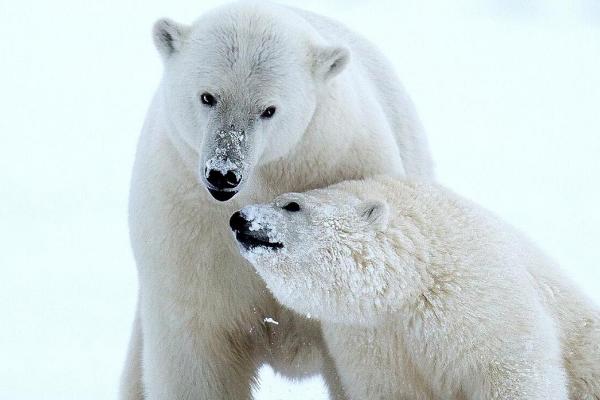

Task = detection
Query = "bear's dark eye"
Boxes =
[282,201,300,212]
[200,92,216,107]
[260,106,276,119]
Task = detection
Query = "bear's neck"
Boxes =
[381,187,472,332]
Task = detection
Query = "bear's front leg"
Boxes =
[472,360,569,400]
[264,308,349,399]
[140,305,260,400]
[137,260,269,400]
[119,300,144,400]
[463,325,569,400]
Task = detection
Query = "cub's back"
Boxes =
[337,175,600,398]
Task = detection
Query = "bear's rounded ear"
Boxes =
[358,200,389,231]
[312,45,350,81]
[153,18,187,59]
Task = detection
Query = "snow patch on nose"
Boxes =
[216,129,246,154]
[215,128,248,161]
[241,205,284,244]
[235,205,288,266]
[205,128,250,180]
[205,157,240,177]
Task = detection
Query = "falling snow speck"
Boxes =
[264,317,279,325]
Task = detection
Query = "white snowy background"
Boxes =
[1,0,599,399]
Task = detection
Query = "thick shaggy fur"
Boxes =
[121,2,433,399]
[236,176,600,400]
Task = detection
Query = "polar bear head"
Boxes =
[153,3,350,201]
[229,187,424,325]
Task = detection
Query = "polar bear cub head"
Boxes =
[153,3,350,201]
[228,187,413,326]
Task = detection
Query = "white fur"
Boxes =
[238,176,600,400]
[121,2,433,399]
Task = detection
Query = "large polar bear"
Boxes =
[230,175,600,400]
[121,1,433,399]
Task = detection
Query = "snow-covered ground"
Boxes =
[0,1,598,399]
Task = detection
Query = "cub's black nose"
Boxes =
[229,211,249,232]
[206,168,241,190]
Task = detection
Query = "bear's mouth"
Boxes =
[235,231,284,251]
[229,210,283,252]
[208,188,238,202]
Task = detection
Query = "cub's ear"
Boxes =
[153,18,187,59]
[312,45,350,81]
[358,200,389,230]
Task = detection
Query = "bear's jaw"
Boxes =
[207,188,238,201]
[235,230,284,251]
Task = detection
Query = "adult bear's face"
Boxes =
[152,15,349,201]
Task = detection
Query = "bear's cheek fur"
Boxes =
[257,90,317,163]
[251,257,304,303]
[267,268,323,317]
[160,79,206,153]
[256,118,305,164]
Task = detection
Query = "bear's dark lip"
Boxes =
[208,188,238,202]
[235,231,283,251]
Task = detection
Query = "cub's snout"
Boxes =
[229,211,249,232]
[229,210,283,251]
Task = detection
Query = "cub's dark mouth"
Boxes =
[235,232,283,251]
[229,211,283,251]
[208,188,238,202]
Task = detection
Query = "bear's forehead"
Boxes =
[306,189,360,207]
[184,39,294,96]
[188,18,296,70]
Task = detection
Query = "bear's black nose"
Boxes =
[206,168,241,190]
[229,211,249,232]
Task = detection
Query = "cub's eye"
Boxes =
[260,106,276,119]
[282,201,300,212]
[200,93,216,107]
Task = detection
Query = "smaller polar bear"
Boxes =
[229,176,600,400]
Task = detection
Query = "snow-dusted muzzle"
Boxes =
[201,127,250,202]
[203,157,242,201]
[229,210,284,251]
